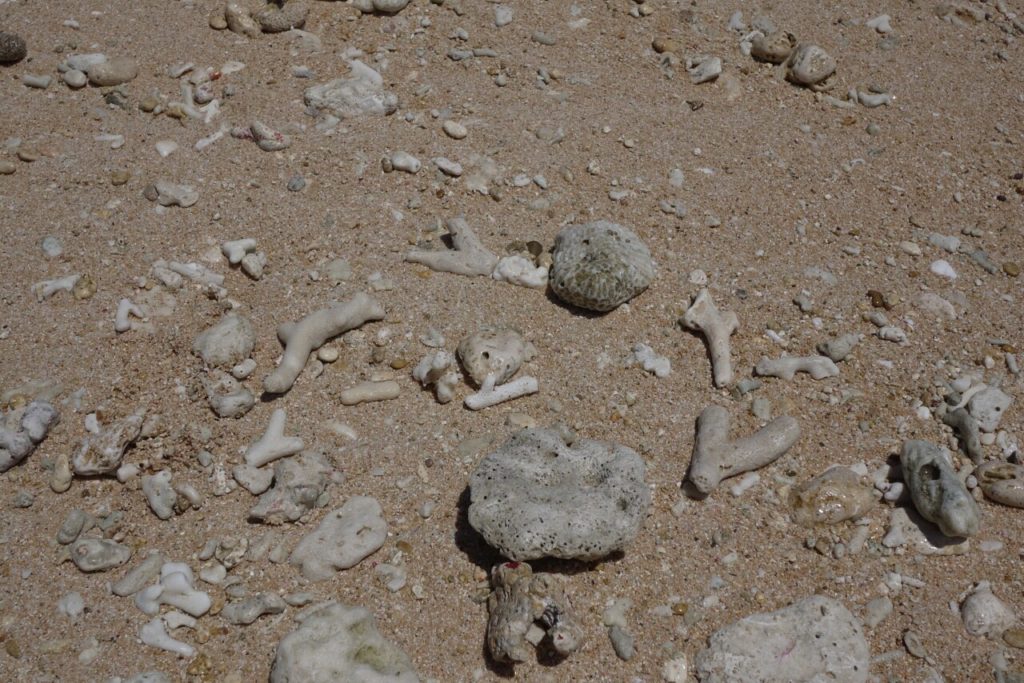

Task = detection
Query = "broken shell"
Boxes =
[976,461,1024,508]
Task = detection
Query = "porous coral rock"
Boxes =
[457,327,536,386]
[469,428,650,561]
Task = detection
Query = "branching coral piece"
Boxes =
[405,217,499,277]
[687,405,800,495]
[680,289,738,387]
[263,293,385,394]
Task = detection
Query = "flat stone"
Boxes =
[694,596,869,682]
[289,496,387,580]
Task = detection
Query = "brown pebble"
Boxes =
[72,274,96,300]
[671,602,688,616]
[111,170,130,186]
[0,160,15,175]
[1004,262,1021,277]
[5,638,20,658]
[139,96,159,113]
[652,37,680,54]
[17,148,39,162]
[867,290,885,308]
[390,358,409,370]
[1004,628,1024,649]
[209,9,228,30]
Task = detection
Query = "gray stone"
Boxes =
[233,463,274,495]
[968,386,1012,433]
[72,410,144,476]
[57,509,93,545]
[901,440,980,538]
[817,333,862,362]
[222,592,287,625]
[303,62,398,119]
[961,582,1017,638]
[270,602,418,683]
[85,57,138,86]
[457,327,536,386]
[249,451,332,524]
[862,596,893,628]
[941,405,983,462]
[112,552,165,596]
[192,315,256,368]
[290,496,387,580]
[468,428,651,561]
[70,538,132,572]
[549,221,656,312]
[0,400,60,472]
[785,44,837,90]
[694,596,869,682]
[141,471,176,520]
[203,371,255,418]
[609,625,635,661]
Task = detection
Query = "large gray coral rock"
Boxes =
[694,596,870,682]
[901,440,980,538]
[549,221,655,312]
[468,428,651,561]
[270,602,419,683]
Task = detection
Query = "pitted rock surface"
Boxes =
[468,428,650,561]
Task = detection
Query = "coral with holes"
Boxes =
[468,428,651,561]
[549,221,655,312]
[486,561,584,664]
[457,327,536,386]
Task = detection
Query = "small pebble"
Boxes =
[22,74,51,89]
[930,260,957,279]
[442,120,468,139]
[531,31,556,46]
[62,70,88,89]
[0,160,15,175]
[287,175,306,192]
[1004,262,1021,277]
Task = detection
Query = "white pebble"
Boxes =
[155,141,178,157]
[930,260,957,279]
[442,120,468,139]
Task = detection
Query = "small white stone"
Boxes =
[494,5,513,27]
[930,259,957,279]
[62,69,87,88]
[390,151,421,174]
[442,120,468,139]
[155,141,178,157]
